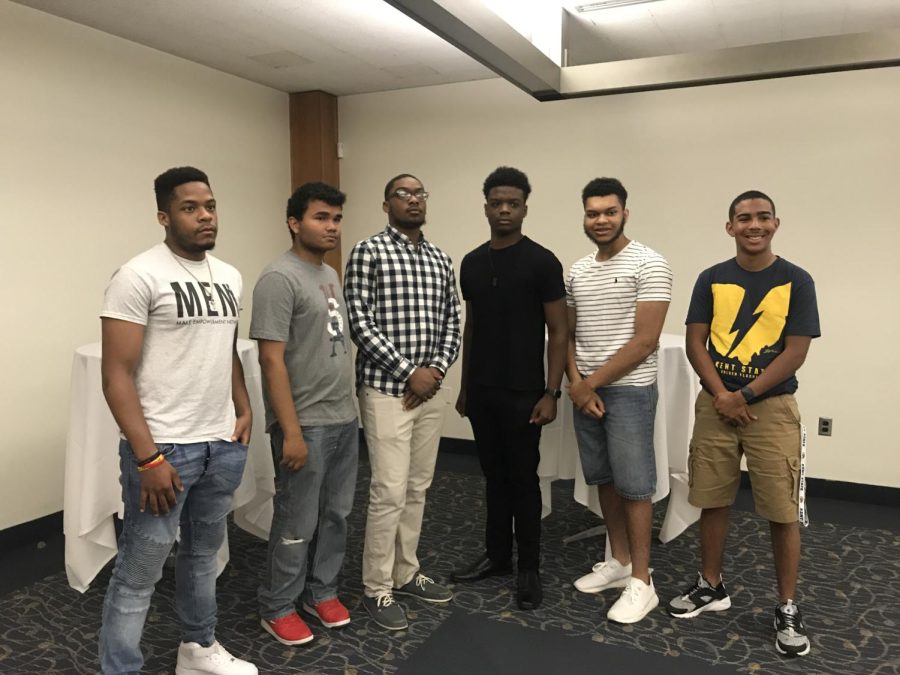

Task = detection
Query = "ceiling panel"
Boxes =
[565,0,900,65]
[12,0,900,97]
[11,0,494,94]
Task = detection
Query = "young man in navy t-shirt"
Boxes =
[668,190,820,659]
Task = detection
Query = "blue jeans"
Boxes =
[258,419,359,620]
[98,440,248,674]
[573,383,658,500]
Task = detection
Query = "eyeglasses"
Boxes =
[390,188,429,201]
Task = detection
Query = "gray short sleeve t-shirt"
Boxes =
[250,252,356,430]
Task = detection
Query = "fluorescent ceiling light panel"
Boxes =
[575,0,664,12]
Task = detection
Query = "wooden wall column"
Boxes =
[288,90,341,272]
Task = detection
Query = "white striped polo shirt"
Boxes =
[566,240,672,386]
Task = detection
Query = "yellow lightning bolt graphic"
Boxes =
[710,282,791,366]
[710,284,743,357]
[730,282,791,365]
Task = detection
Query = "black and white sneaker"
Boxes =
[668,572,732,618]
[774,600,811,657]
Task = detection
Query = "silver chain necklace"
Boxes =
[170,250,216,310]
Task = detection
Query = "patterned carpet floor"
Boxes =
[0,461,898,674]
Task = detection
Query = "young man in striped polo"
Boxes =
[566,177,672,624]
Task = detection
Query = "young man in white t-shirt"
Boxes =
[566,177,672,624]
[97,167,257,675]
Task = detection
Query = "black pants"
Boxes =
[466,385,543,571]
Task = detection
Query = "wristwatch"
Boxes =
[544,387,562,399]
[739,385,755,403]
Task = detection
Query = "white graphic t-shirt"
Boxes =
[101,242,243,443]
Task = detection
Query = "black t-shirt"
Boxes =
[460,236,565,390]
[685,257,820,398]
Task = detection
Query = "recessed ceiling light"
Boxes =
[575,0,664,12]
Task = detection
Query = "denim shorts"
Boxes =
[572,383,657,500]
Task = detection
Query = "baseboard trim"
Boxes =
[439,437,477,455]
[0,511,62,551]
[738,472,899,508]
[439,437,900,508]
[3,439,897,547]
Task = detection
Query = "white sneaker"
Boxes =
[175,641,258,675]
[573,558,632,594]
[607,576,660,624]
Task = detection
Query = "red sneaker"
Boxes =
[260,611,314,645]
[302,598,351,628]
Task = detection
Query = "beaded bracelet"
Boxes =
[137,454,166,472]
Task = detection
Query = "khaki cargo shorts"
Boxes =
[688,390,802,523]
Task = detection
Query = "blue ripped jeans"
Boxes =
[98,440,247,675]
[257,420,359,620]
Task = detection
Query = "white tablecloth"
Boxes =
[63,339,275,592]
[537,333,702,543]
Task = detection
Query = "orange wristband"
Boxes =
[137,454,166,472]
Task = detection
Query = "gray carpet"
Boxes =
[396,609,743,674]
[0,461,897,674]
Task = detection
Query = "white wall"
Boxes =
[0,2,291,529]
[1,1,895,532]
[338,68,900,489]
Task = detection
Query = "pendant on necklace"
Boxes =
[205,290,217,310]
[491,276,498,287]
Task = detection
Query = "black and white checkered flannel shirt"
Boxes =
[344,225,461,396]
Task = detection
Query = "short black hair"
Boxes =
[286,181,346,221]
[581,177,627,208]
[728,190,776,221]
[154,166,210,212]
[384,173,421,201]
[482,166,531,202]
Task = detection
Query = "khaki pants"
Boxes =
[359,386,448,596]
[688,390,802,523]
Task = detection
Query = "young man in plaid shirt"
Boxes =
[344,174,461,631]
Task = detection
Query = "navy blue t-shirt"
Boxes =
[685,257,820,398]
[460,236,564,390]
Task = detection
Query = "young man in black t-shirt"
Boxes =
[451,166,567,610]
[668,190,820,658]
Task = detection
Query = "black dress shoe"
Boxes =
[451,554,513,582]
[517,570,543,610]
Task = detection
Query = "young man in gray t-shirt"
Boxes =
[251,182,358,646]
